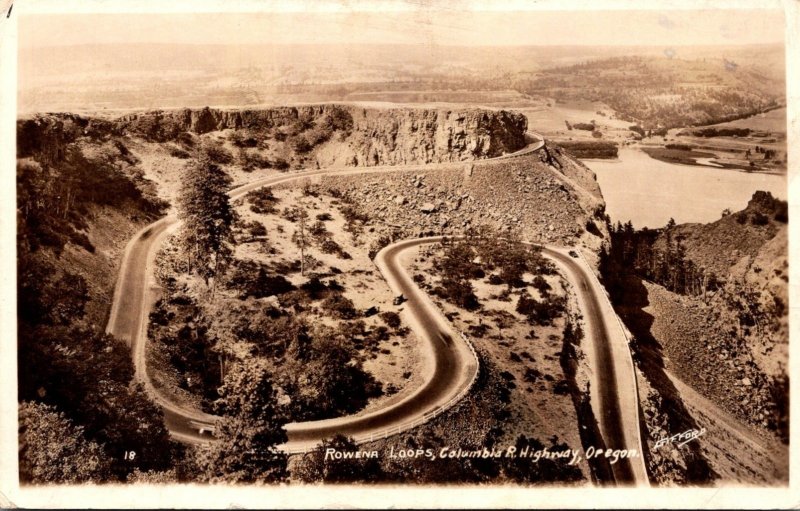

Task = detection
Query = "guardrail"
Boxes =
[131,140,547,451]
[283,330,481,455]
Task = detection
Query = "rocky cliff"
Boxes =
[113,105,528,165]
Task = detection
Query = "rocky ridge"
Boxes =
[114,105,528,166]
[314,149,606,247]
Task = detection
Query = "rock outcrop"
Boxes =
[313,151,605,246]
[113,105,528,165]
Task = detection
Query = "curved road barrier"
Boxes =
[105,136,542,445]
[104,133,648,486]
[540,246,649,487]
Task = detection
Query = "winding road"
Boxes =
[105,133,649,485]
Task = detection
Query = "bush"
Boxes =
[308,220,327,237]
[553,380,571,395]
[245,221,267,239]
[202,142,234,165]
[572,123,595,131]
[585,219,602,236]
[438,277,479,310]
[629,125,645,137]
[69,231,95,253]
[319,238,346,257]
[247,188,279,215]
[516,293,564,326]
[321,293,357,319]
[531,275,551,295]
[379,311,402,329]
[272,158,290,171]
[228,130,259,148]
[225,260,296,298]
[168,145,191,159]
[292,136,313,154]
[341,205,369,224]
[177,132,195,148]
[238,149,273,171]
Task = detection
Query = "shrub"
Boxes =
[246,221,267,239]
[585,219,602,236]
[69,231,95,253]
[553,380,571,395]
[177,132,195,148]
[225,260,296,298]
[318,239,342,257]
[341,205,369,224]
[239,149,273,171]
[168,145,191,159]
[202,142,234,165]
[321,293,357,319]
[379,311,401,329]
[272,158,290,171]
[439,277,479,310]
[629,125,645,137]
[523,368,541,382]
[516,293,564,326]
[308,220,328,237]
[292,136,313,154]
[228,130,259,148]
[532,275,551,295]
[774,202,788,223]
[247,188,279,215]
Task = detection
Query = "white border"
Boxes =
[1,0,798,508]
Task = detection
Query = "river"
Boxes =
[584,146,788,229]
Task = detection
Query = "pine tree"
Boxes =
[178,155,237,287]
[196,360,288,483]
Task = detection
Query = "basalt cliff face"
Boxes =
[113,105,528,165]
[341,107,528,166]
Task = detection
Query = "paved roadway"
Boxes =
[106,136,543,443]
[542,247,649,486]
[105,132,648,485]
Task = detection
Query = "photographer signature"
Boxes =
[654,427,707,449]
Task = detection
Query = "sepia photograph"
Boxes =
[1,0,797,508]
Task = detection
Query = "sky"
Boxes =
[18,5,786,48]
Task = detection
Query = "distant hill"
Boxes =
[19,43,785,122]
[516,52,784,129]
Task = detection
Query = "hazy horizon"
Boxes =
[20,9,786,49]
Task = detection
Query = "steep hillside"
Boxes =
[316,145,606,249]
[600,192,788,485]
[16,115,177,482]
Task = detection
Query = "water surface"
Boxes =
[586,146,787,229]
